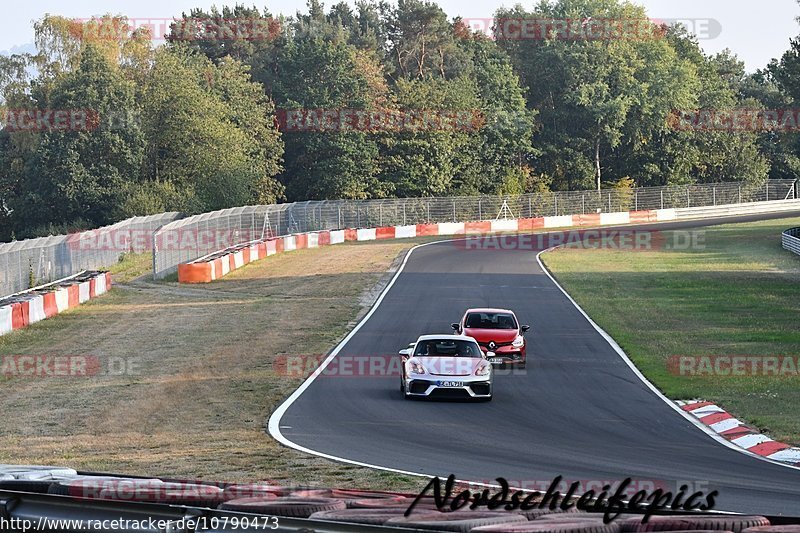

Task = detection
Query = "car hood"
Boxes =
[462,328,518,343]
[412,357,485,377]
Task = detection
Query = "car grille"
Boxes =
[478,340,514,349]
[429,388,472,399]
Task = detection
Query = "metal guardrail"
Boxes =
[0,212,182,297]
[152,180,798,278]
[3,180,797,285]
[783,227,800,256]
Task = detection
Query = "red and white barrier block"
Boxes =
[678,400,800,466]
[177,209,666,283]
[0,271,112,337]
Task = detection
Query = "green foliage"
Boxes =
[2,0,800,239]
[141,45,283,212]
[273,37,386,200]
[25,45,145,228]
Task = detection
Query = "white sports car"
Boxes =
[398,334,493,401]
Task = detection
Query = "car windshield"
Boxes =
[465,312,518,330]
[414,339,482,357]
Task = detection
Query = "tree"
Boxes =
[386,0,469,81]
[380,77,482,196]
[166,5,283,90]
[23,45,145,228]
[454,34,537,193]
[140,45,283,213]
[273,37,389,199]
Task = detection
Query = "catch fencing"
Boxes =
[0,213,181,296]
[152,179,798,278]
[3,180,796,288]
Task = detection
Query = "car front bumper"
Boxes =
[483,349,526,365]
[404,377,492,398]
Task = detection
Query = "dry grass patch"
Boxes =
[0,241,423,490]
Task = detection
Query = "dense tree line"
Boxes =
[1,0,799,240]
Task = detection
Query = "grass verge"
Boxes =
[541,217,800,445]
[0,241,424,490]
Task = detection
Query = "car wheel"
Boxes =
[519,361,526,369]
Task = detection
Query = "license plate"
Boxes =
[437,381,463,387]
[491,358,506,364]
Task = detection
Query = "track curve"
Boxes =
[271,211,800,516]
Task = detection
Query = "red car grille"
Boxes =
[477,340,514,349]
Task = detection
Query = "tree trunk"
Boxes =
[595,135,601,192]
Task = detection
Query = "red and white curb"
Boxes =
[0,271,112,337]
[177,208,675,283]
[677,400,800,466]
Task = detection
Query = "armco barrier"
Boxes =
[177,208,674,283]
[152,180,799,279]
[176,198,800,284]
[783,227,800,256]
[1,212,180,297]
[0,271,111,337]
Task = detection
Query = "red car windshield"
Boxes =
[465,312,518,330]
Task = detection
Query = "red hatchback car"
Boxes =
[452,308,530,367]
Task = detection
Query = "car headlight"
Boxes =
[512,335,525,348]
[409,361,426,375]
[475,363,491,376]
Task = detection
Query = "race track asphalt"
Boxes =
[274,211,800,516]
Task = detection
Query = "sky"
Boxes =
[2,0,799,72]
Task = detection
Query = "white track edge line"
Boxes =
[268,239,465,483]
[269,219,800,490]
[535,247,800,473]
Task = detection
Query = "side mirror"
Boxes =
[399,348,412,356]
[521,325,530,332]
[451,323,460,332]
